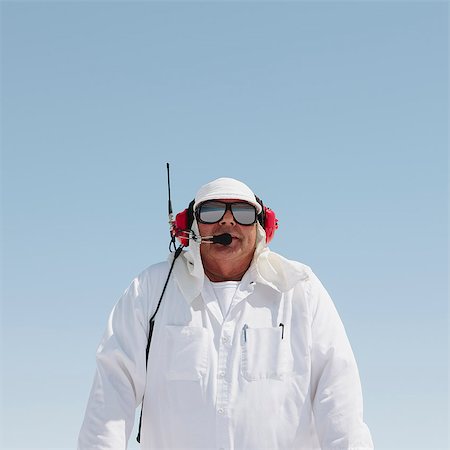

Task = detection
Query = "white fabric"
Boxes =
[193,177,262,214]
[78,250,374,450]
[208,279,240,318]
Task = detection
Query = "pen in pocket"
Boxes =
[279,323,285,339]
[242,324,248,342]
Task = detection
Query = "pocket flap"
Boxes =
[241,326,292,381]
[165,325,209,381]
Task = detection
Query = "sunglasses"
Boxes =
[196,201,257,226]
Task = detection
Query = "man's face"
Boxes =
[197,199,257,275]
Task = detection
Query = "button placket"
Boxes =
[216,323,232,450]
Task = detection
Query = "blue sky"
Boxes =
[1,1,448,449]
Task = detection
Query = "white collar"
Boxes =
[170,221,310,304]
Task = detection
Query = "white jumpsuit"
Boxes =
[78,246,373,450]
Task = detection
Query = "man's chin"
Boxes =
[213,243,238,253]
[209,244,243,260]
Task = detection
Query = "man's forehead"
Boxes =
[206,198,250,203]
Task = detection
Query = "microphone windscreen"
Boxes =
[212,233,232,245]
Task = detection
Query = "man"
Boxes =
[78,177,374,450]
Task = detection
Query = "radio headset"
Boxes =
[136,163,278,442]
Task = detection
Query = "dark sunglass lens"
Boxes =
[199,202,226,223]
[231,203,256,225]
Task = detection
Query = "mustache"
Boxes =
[213,227,242,239]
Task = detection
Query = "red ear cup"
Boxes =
[174,209,190,246]
[172,200,195,247]
[263,207,278,243]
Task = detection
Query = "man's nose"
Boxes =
[220,209,235,225]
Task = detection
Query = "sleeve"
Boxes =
[77,273,151,450]
[308,273,374,450]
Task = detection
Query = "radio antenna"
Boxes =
[166,163,177,251]
[167,162,173,221]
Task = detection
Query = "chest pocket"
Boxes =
[165,325,209,381]
[241,326,293,381]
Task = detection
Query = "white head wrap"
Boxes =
[193,177,262,214]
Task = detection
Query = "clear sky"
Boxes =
[1,1,448,449]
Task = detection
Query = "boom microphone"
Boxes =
[211,233,232,245]
[176,231,233,246]
[194,232,232,245]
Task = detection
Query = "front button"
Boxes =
[219,371,225,378]
[217,408,224,415]
[221,336,229,344]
